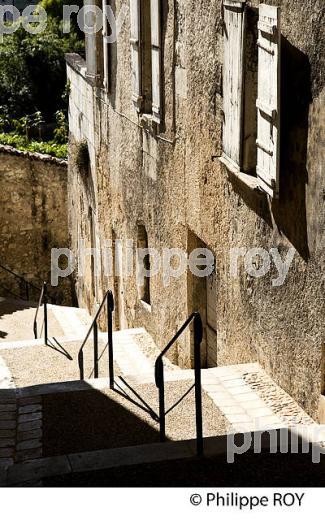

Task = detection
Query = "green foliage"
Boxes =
[53,110,68,144]
[0,132,68,159]
[75,140,90,175]
[0,17,84,122]
[39,0,83,21]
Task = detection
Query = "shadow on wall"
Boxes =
[272,37,312,261]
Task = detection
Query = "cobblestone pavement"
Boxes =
[0,358,43,483]
[243,370,316,427]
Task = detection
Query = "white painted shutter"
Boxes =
[256,4,281,197]
[150,0,161,123]
[222,0,246,169]
[103,1,109,90]
[130,0,142,110]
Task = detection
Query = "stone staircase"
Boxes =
[0,297,324,486]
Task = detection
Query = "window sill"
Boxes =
[140,300,152,313]
[219,154,263,194]
[139,114,159,134]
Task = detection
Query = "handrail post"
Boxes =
[194,313,203,457]
[43,282,48,346]
[157,358,166,442]
[79,351,84,380]
[107,292,114,389]
[94,320,99,378]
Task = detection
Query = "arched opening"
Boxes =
[137,224,151,305]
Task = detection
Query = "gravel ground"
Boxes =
[131,332,180,371]
[44,451,325,487]
[42,380,231,456]
[0,299,64,342]
[0,339,120,387]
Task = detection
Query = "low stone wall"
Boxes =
[0,145,73,304]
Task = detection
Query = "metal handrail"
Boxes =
[0,263,40,300]
[154,312,204,456]
[33,282,48,345]
[78,290,115,387]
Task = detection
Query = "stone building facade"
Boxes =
[0,146,72,304]
[66,0,325,420]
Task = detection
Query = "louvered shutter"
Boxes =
[103,1,109,90]
[256,4,281,197]
[150,0,161,123]
[222,0,246,169]
[130,0,142,110]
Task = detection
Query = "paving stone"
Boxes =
[0,397,16,404]
[0,438,15,448]
[0,458,13,470]
[18,404,42,414]
[18,420,42,432]
[0,404,16,412]
[17,429,42,442]
[226,414,253,424]
[208,396,236,406]
[0,429,15,438]
[223,379,247,389]
[235,392,262,402]
[18,396,42,406]
[18,412,42,424]
[218,405,246,415]
[0,447,14,457]
[0,412,16,421]
[248,407,275,419]
[203,384,229,393]
[232,422,258,433]
[229,387,256,396]
[15,448,42,463]
[0,390,16,398]
[241,399,266,410]
[0,421,16,429]
[16,439,42,451]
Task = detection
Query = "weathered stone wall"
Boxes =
[0,146,73,304]
[67,0,325,420]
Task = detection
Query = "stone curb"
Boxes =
[6,428,320,486]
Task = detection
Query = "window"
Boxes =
[221,1,281,198]
[130,0,162,122]
[137,224,151,305]
[102,0,110,90]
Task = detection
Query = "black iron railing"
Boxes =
[78,290,115,386]
[155,312,204,457]
[33,282,48,345]
[0,263,41,301]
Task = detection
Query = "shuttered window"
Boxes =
[130,0,161,119]
[256,4,281,197]
[130,0,142,110]
[222,0,246,169]
[150,0,161,123]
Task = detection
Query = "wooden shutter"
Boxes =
[130,0,142,110]
[222,0,246,169]
[256,4,281,197]
[103,1,109,90]
[150,0,161,123]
